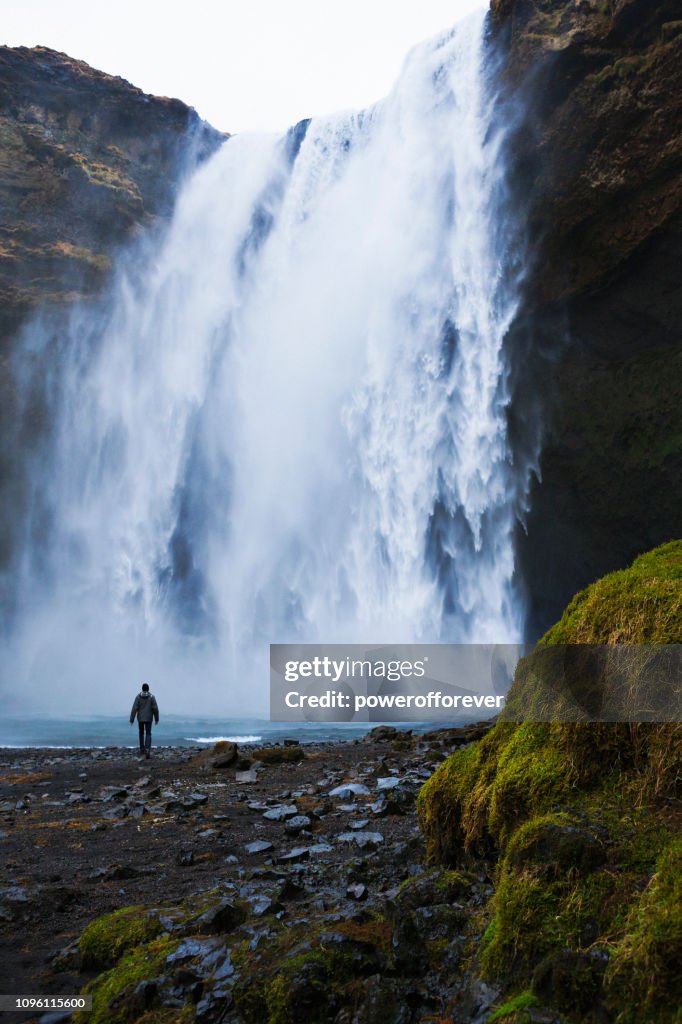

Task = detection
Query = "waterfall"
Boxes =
[4,9,526,713]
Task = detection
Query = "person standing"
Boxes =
[129,683,159,759]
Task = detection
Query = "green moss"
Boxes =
[605,839,682,1024]
[79,906,163,970]
[233,914,390,1024]
[418,723,570,861]
[76,935,180,1024]
[541,541,681,645]
[488,990,540,1022]
[417,544,682,1020]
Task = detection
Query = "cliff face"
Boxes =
[0,46,224,596]
[0,45,225,343]
[492,0,682,636]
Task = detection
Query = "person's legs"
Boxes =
[144,722,152,757]
[138,721,145,755]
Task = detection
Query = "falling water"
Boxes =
[4,9,527,714]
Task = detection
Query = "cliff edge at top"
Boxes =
[0,45,225,342]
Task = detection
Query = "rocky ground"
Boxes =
[0,724,502,1024]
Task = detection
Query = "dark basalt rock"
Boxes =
[491,0,682,636]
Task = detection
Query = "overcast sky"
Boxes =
[3,0,486,133]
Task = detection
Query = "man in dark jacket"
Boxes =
[130,683,159,759]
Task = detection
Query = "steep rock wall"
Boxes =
[0,45,225,343]
[493,0,682,635]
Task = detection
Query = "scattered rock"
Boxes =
[276,846,310,864]
[262,803,298,821]
[285,815,312,835]
[329,783,371,798]
[244,840,273,855]
[337,831,384,850]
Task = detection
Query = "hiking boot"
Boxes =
[145,750,151,760]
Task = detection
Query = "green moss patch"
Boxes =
[76,935,180,1024]
[417,543,682,1022]
[542,541,681,645]
[80,906,163,970]
[605,839,682,1024]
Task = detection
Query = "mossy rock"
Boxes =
[80,906,164,970]
[232,914,392,1024]
[541,541,681,645]
[76,935,181,1024]
[417,543,682,1020]
[604,839,682,1024]
[418,542,682,864]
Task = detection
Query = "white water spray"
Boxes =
[5,9,525,713]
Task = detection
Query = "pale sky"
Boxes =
[3,0,486,133]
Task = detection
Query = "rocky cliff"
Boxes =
[0,45,225,343]
[0,46,224,593]
[491,0,682,636]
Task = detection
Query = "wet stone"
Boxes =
[262,803,298,821]
[276,846,310,864]
[308,843,334,857]
[285,815,311,834]
[337,831,384,850]
[245,840,274,855]
[376,777,401,791]
[329,783,371,798]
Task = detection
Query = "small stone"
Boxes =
[187,791,209,806]
[262,804,298,821]
[244,840,273,855]
[337,831,384,850]
[176,850,195,866]
[248,895,274,916]
[285,815,312,834]
[100,787,129,803]
[349,819,370,830]
[329,783,371,798]
[195,898,245,933]
[376,777,401,791]
[346,883,368,901]
[103,805,128,820]
[276,846,310,863]
[236,769,257,784]
[308,843,334,857]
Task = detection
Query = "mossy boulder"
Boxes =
[80,906,164,970]
[232,915,392,1024]
[417,543,682,1023]
[541,541,682,645]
